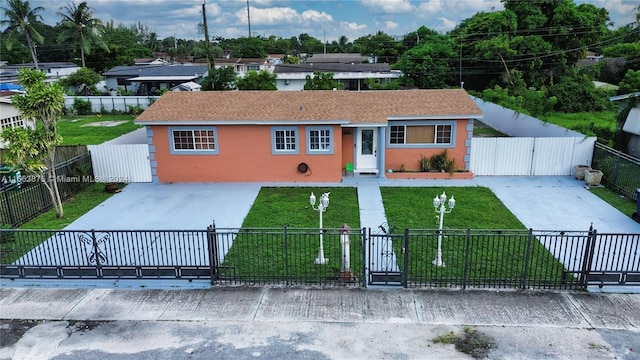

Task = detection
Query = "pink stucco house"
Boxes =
[135,89,483,183]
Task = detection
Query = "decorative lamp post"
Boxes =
[432,191,455,267]
[310,191,330,264]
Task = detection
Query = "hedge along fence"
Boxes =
[63,96,160,114]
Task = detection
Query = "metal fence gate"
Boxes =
[367,226,405,286]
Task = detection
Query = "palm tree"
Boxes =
[0,0,45,69]
[56,1,109,68]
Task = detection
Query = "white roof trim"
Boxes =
[388,114,483,120]
[128,76,197,81]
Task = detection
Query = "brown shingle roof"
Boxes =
[135,89,483,125]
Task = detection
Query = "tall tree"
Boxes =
[0,69,65,217]
[56,1,109,68]
[353,31,402,64]
[0,0,45,68]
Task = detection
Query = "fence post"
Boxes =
[462,229,471,290]
[402,228,409,288]
[3,189,16,227]
[284,226,290,285]
[522,229,533,289]
[91,229,103,278]
[579,225,597,288]
[362,227,367,287]
[206,221,219,284]
[613,152,621,188]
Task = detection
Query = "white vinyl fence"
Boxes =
[64,96,160,113]
[470,137,596,176]
[87,144,151,183]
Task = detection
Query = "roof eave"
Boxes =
[135,119,351,126]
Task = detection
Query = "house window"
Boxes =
[388,123,454,146]
[169,127,218,154]
[271,127,299,154]
[306,127,333,154]
[247,64,260,71]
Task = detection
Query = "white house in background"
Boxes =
[274,63,402,91]
[211,57,270,78]
[0,62,81,84]
[0,97,34,149]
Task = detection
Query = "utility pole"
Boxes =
[202,1,214,71]
[247,0,252,37]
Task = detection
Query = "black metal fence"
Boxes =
[1,225,638,289]
[0,225,366,287]
[592,142,640,201]
[0,153,94,227]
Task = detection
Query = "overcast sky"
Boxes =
[25,0,640,43]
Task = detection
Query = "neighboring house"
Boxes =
[103,65,208,95]
[274,63,401,91]
[0,97,34,149]
[135,89,482,183]
[102,65,150,93]
[0,62,80,84]
[134,58,169,66]
[304,53,372,64]
[211,58,269,78]
[611,92,640,158]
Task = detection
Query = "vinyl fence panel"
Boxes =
[470,137,596,176]
[87,144,151,183]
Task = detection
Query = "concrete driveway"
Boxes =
[474,176,640,233]
[64,182,261,230]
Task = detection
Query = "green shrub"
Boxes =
[73,98,92,115]
[419,155,430,172]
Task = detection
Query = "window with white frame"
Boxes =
[389,123,453,145]
[170,127,218,154]
[307,127,333,154]
[272,127,298,154]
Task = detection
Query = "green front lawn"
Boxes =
[221,186,566,286]
[220,187,362,283]
[380,187,566,286]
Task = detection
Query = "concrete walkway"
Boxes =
[357,182,399,273]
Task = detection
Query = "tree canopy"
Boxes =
[56,1,109,68]
[0,0,45,68]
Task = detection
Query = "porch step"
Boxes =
[353,168,379,175]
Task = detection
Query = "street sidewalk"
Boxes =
[1,286,639,359]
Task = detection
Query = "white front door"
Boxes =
[356,128,378,172]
